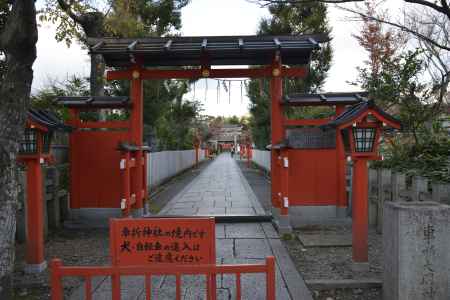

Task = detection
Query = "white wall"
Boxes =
[252,150,271,171]
[147,149,206,187]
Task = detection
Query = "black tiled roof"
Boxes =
[55,96,130,109]
[321,100,401,129]
[28,109,72,132]
[87,34,328,67]
[283,92,368,106]
[117,143,151,152]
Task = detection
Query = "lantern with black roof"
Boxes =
[322,99,401,159]
[17,109,71,273]
[321,99,401,269]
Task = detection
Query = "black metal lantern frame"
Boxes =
[42,131,53,154]
[19,128,39,154]
[348,123,381,159]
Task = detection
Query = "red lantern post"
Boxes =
[324,101,401,269]
[17,110,71,272]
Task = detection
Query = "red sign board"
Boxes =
[109,217,215,266]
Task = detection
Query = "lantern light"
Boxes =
[352,127,377,153]
[19,128,38,154]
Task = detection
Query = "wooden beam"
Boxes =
[284,118,331,126]
[76,121,130,129]
[106,66,308,80]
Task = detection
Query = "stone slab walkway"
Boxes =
[69,154,312,299]
[160,154,266,217]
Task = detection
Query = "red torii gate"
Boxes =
[86,35,326,227]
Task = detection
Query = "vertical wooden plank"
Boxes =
[50,259,63,300]
[176,273,182,300]
[112,271,121,300]
[85,276,92,300]
[236,273,242,300]
[145,275,152,300]
[266,257,276,300]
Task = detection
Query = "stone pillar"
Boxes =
[383,201,450,300]
[411,176,428,202]
[368,168,378,227]
[432,182,450,205]
[391,172,406,202]
[376,169,391,233]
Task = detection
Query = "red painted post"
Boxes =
[266,256,275,300]
[26,158,45,267]
[280,149,289,216]
[50,259,63,300]
[270,56,283,210]
[120,152,131,217]
[130,68,144,212]
[246,143,251,168]
[336,105,348,210]
[195,145,199,167]
[112,270,121,300]
[352,159,369,263]
[68,109,80,209]
[239,144,243,160]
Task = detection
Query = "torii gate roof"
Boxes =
[87,34,327,68]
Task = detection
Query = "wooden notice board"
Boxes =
[109,217,216,266]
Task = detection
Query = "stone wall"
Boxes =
[368,169,450,232]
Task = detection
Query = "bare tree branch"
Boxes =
[404,0,450,19]
[337,5,450,51]
[248,0,450,20]
[246,0,363,7]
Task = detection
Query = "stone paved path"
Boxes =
[160,154,266,216]
[69,154,312,300]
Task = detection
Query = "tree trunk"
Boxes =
[0,1,38,298]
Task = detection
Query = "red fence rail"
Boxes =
[50,256,276,300]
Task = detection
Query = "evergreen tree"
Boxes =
[248,2,333,149]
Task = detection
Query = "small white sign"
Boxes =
[120,159,126,170]
[283,157,289,168]
[283,197,289,208]
[39,158,44,164]
[120,199,126,209]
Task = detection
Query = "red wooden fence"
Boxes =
[50,256,276,300]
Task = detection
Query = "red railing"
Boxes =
[50,256,276,300]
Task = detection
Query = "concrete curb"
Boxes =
[305,279,382,290]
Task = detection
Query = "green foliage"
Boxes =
[357,45,448,181]
[40,0,190,45]
[372,123,450,182]
[30,75,90,119]
[248,2,333,149]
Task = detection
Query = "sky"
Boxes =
[32,0,403,117]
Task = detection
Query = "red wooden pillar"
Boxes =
[246,143,251,168]
[67,109,80,209]
[195,145,199,166]
[25,158,46,270]
[280,149,289,215]
[129,68,144,212]
[270,55,283,211]
[352,159,369,263]
[120,152,131,217]
[336,105,348,211]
